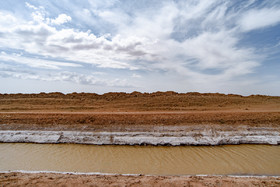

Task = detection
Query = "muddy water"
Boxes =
[0,143,280,175]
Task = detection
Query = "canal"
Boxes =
[0,143,279,175]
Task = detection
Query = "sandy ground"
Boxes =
[1,172,280,187]
[1,92,279,132]
[1,92,280,112]
[1,111,280,132]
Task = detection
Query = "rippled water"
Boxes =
[0,143,279,175]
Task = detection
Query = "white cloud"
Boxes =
[25,2,47,24]
[0,12,17,26]
[26,3,71,25]
[181,31,260,75]
[239,8,280,31]
[119,2,179,40]
[0,18,147,70]
[0,52,81,69]
[132,73,141,78]
[0,69,131,87]
[25,2,38,10]
[49,14,72,25]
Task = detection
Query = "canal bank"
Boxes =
[0,125,279,145]
[1,172,280,186]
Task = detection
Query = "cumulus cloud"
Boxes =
[0,12,17,26]
[49,14,72,25]
[0,6,147,70]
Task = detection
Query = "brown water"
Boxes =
[0,143,279,175]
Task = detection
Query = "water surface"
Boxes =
[0,143,279,175]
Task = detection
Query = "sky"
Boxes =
[0,0,280,95]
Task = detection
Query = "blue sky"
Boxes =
[0,0,280,95]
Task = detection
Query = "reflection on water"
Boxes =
[0,143,279,175]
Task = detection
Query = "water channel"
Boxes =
[0,143,279,175]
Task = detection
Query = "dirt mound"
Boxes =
[0,91,279,131]
[0,92,279,112]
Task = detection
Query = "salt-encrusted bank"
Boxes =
[0,127,279,145]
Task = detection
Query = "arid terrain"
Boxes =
[0,92,280,186]
[0,92,280,131]
[1,91,280,112]
[1,172,280,187]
